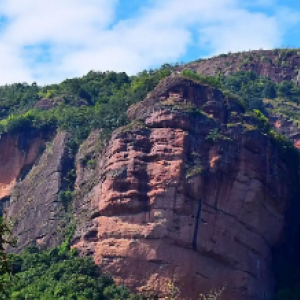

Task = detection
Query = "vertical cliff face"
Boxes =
[0,131,49,201]
[72,77,291,300]
[4,131,73,252]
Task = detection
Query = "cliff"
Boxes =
[3,131,74,252]
[181,50,300,151]
[1,57,300,299]
[72,76,293,300]
[0,130,49,202]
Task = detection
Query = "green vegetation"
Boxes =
[181,69,223,90]
[186,165,204,179]
[0,217,14,298]
[205,128,228,142]
[0,83,40,119]
[181,68,300,128]
[161,100,212,119]
[0,66,173,147]
[0,223,142,299]
[1,244,142,300]
[220,71,300,132]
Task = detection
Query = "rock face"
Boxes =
[0,131,50,201]
[34,97,88,110]
[72,77,291,300]
[34,97,64,110]
[270,116,300,149]
[181,49,300,84]
[75,129,102,190]
[4,131,72,252]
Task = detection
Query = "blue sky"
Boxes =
[0,0,299,84]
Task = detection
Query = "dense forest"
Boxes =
[1,60,300,299]
[1,233,142,299]
[0,66,174,146]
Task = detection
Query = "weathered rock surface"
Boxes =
[75,129,102,190]
[0,131,50,201]
[34,97,65,110]
[4,131,72,252]
[34,97,88,110]
[72,77,292,300]
[270,115,300,149]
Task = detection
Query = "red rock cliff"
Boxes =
[72,77,292,300]
[0,131,49,201]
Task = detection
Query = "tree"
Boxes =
[0,217,14,298]
[262,82,277,99]
[277,80,293,98]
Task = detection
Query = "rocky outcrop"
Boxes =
[271,116,300,149]
[181,49,300,84]
[75,129,102,190]
[0,131,50,201]
[4,131,72,252]
[34,97,88,110]
[34,97,65,110]
[72,77,292,300]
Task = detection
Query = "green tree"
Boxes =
[0,217,14,298]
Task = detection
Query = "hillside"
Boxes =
[181,49,300,84]
[1,50,300,299]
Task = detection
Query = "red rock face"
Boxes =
[73,77,290,300]
[0,131,49,200]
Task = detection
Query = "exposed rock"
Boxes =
[72,77,291,300]
[34,97,64,110]
[34,97,88,110]
[180,49,300,84]
[0,130,50,201]
[75,129,102,189]
[270,115,300,149]
[4,131,72,252]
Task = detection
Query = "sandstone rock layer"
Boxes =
[0,131,49,200]
[73,77,291,300]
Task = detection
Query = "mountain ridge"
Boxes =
[2,49,300,299]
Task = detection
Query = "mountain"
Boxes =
[181,49,300,84]
[1,50,300,299]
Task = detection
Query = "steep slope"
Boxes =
[1,69,174,253]
[1,57,300,299]
[72,76,294,300]
[182,49,300,84]
[4,131,73,252]
[181,58,300,151]
[0,131,50,201]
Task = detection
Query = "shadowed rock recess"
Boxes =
[72,77,293,300]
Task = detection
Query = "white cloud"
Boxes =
[0,0,298,84]
[198,11,280,54]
